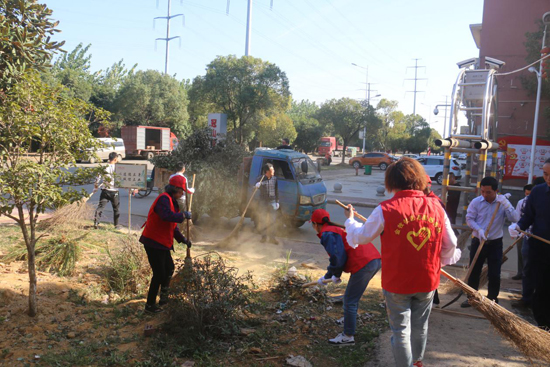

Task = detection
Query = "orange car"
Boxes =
[349,152,395,171]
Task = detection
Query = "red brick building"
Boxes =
[471,0,549,138]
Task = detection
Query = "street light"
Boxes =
[527,11,550,184]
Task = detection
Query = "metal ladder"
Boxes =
[437,66,503,231]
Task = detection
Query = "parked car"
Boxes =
[417,156,462,185]
[403,154,420,159]
[349,152,395,171]
[83,138,126,164]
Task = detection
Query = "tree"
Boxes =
[316,98,375,164]
[113,70,190,138]
[257,113,297,147]
[0,0,65,90]
[0,73,109,316]
[403,115,432,153]
[190,55,291,144]
[288,100,325,153]
[374,99,405,151]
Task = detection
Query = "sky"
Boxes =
[44,0,484,136]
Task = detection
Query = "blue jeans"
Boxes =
[521,237,534,304]
[343,258,381,335]
[383,290,435,367]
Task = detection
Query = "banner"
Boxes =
[498,136,550,179]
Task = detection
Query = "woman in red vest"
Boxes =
[344,158,460,367]
[140,175,192,314]
[311,209,381,346]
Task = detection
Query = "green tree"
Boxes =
[0,73,110,316]
[257,113,297,147]
[375,99,405,151]
[316,98,375,164]
[113,70,190,138]
[288,100,325,153]
[0,0,64,90]
[190,55,291,144]
[403,115,431,153]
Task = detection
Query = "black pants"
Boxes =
[530,239,550,328]
[144,246,174,306]
[94,189,120,226]
[467,237,503,300]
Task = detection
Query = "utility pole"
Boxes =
[245,0,252,56]
[405,58,426,115]
[155,0,183,74]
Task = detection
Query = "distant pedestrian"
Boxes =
[310,209,381,346]
[140,175,192,314]
[276,138,292,150]
[510,159,550,328]
[94,152,120,229]
[255,163,279,244]
[462,176,518,308]
[344,157,460,367]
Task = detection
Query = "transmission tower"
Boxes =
[226,0,275,56]
[154,0,184,74]
[405,58,427,115]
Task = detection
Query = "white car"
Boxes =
[417,156,462,185]
[403,154,420,159]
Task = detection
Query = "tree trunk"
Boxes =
[27,243,37,317]
[341,143,347,164]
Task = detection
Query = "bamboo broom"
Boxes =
[478,235,524,288]
[441,269,550,363]
[183,174,196,275]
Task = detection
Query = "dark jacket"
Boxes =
[140,195,187,250]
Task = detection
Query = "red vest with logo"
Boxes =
[142,193,177,249]
[379,190,445,293]
[320,225,381,274]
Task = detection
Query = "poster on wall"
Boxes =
[498,136,550,179]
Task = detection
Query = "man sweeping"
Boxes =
[93,152,120,229]
[462,176,518,308]
[510,158,550,329]
[255,163,279,244]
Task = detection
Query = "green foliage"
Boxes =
[151,128,250,219]
[105,236,150,297]
[403,115,431,153]
[374,99,406,151]
[165,254,257,353]
[288,100,325,153]
[190,55,291,144]
[113,69,190,138]
[0,0,65,89]
[257,113,297,148]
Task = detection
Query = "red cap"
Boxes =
[426,175,432,185]
[310,209,330,224]
[169,175,185,189]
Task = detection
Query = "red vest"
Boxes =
[379,190,445,294]
[142,193,177,249]
[320,225,381,274]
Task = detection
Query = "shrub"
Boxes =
[165,254,257,349]
[105,236,150,297]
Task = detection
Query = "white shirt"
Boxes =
[345,205,461,266]
[466,196,519,240]
[95,163,117,191]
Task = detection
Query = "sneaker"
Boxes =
[144,304,164,314]
[413,361,424,367]
[511,274,522,280]
[460,300,471,308]
[328,333,355,346]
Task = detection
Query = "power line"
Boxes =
[405,58,427,115]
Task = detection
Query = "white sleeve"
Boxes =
[440,213,461,266]
[344,205,384,248]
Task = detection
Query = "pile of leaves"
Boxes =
[151,128,251,219]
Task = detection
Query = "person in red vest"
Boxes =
[310,209,381,346]
[140,175,192,314]
[344,157,460,367]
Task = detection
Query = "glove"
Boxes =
[477,229,487,241]
[255,182,261,189]
[185,238,192,248]
[508,223,520,238]
[183,211,192,219]
[331,276,342,285]
[496,194,512,210]
[317,277,328,286]
[188,187,195,194]
[503,193,512,199]
[273,202,280,211]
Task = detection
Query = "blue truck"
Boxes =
[239,148,327,228]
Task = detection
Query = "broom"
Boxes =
[217,175,265,247]
[518,229,550,245]
[478,235,524,288]
[39,191,96,230]
[441,268,550,363]
[183,174,196,275]
[302,278,332,288]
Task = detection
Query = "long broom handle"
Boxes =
[335,200,368,222]
[462,202,501,283]
[302,278,332,288]
[518,229,550,245]
[240,175,265,220]
[186,174,196,259]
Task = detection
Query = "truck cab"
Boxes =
[241,149,327,228]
